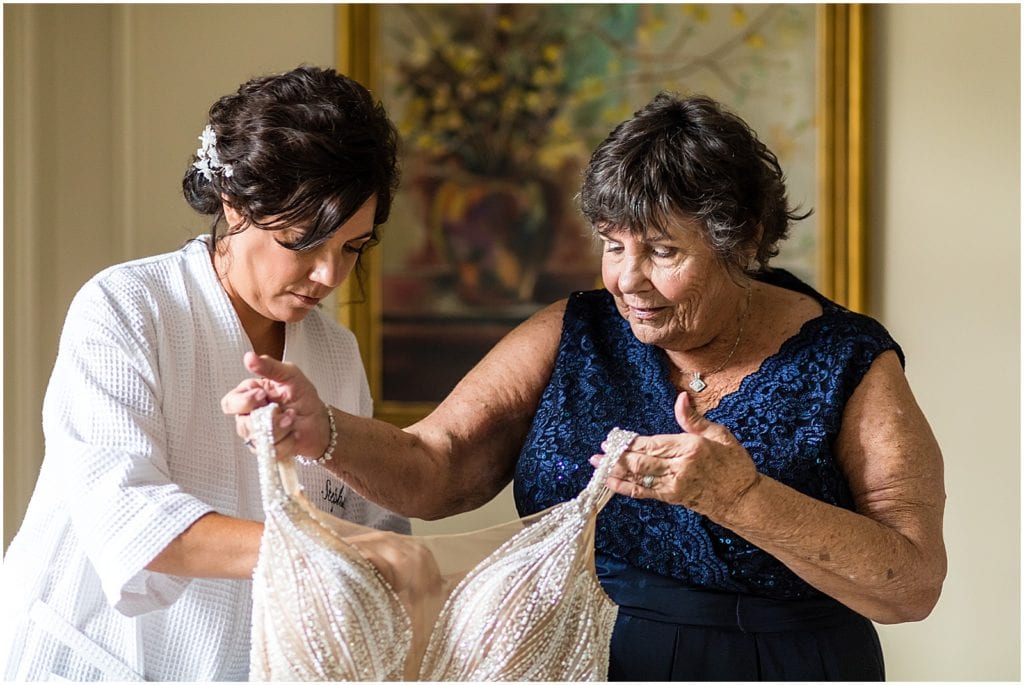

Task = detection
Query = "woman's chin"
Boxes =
[628,321,665,345]
[275,307,313,324]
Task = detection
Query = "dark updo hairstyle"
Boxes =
[183,65,399,252]
[579,92,809,273]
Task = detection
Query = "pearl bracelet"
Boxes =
[297,403,337,466]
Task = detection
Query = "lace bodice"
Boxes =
[514,273,903,600]
[249,404,633,681]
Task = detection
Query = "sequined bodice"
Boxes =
[514,273,903,600]
[249,405,632,681]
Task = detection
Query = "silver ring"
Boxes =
[243,439,254,449]
[641,474,655,489]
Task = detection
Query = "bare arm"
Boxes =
[600,351,947,623]
[144,513,263,579]
[224,300,567,519]
[397,300,566,516]
[723,351,946,622]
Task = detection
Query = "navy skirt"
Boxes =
[597,555,885,682]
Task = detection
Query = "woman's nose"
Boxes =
[309,254,344,289]
[616,255,649,293]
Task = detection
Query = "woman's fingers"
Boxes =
[589,456,665,499]
[226,354,326,462]
[235,415,251,442]
[593,424,758,514]
[674,392,739,445]
[589,444,675,500]
[235,406,296,455]
[595,435,688,474]
[590,451,669,481]
[591,432,711,503]
[221,382,268,415]
[244,352,310,391]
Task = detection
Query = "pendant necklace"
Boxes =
[687,287,752,393]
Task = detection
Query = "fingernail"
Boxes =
[280,412,294,428]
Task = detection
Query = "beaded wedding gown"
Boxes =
[248,404,635,681]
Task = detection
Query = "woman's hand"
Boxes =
[590,392,761,520]
[593,352,947,624]
[345,531,443,603]
[221,351,331,461]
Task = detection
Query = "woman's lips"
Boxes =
[290,292,321,307]
[629,304,663,321]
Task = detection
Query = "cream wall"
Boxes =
[3,4,1019,681]
[867,5,1020,681]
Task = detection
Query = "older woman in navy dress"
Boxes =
[223,93,946,681]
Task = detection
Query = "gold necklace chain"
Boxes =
[688,286,752,393]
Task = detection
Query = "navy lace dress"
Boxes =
[514,270,901,681]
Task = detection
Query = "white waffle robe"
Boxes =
[0,238,408,681]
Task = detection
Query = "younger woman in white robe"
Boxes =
[0,65,408,682]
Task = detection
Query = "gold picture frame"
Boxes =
[336,4,867,427]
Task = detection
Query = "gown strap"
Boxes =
[251,403,287,506]
[578,427,638,513]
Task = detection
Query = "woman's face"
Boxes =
[600,215,738,352]
[216,196,377,328]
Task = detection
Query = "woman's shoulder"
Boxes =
[84,237,203,287]
[757,275,904,373]
[561,288,620,326]
[754,267,820,299]
[54,243,208,360]
[566,288,614,307]
[70,242,201,321]
[756,269,892,331]
[755,268,903,362]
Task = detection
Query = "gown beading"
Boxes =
[248,404,635,681]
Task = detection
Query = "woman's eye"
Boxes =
[602,241,624,254]
[344,239,376,255]
[652,247,676,258]
[275,229,308,248]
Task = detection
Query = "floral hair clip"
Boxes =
[193,125,234,181]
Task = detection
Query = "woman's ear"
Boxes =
[221,199,246,232]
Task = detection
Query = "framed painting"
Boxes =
[336,4,867,427]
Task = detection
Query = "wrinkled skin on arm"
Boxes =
[222,301,567,519]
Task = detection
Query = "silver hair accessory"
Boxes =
[641,474,655,489]
[193,124,234,181]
